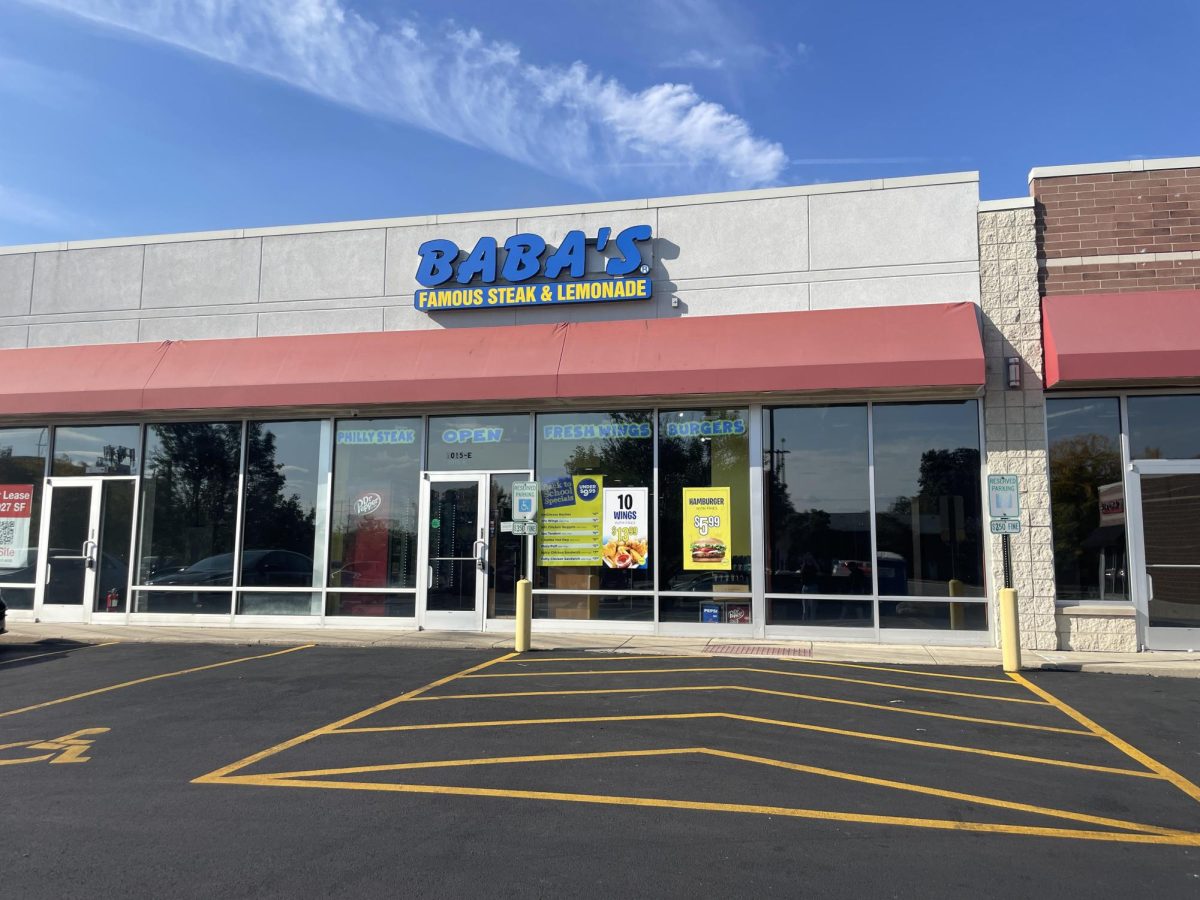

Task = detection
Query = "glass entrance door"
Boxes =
[35,478,135,623]
[418,471,531,631]
[420,474,487,630]
[1129,464,1200,650]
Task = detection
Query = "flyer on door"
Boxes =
[683,487,731,571]
[601,487,648,570]
[538,475,603,566]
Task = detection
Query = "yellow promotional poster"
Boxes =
[538,475,604,566]
[683,487,731,571]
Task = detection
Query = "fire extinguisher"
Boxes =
[105,588,120,611]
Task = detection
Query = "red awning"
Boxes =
[0,302,983,417]
[1043,290,1200,387]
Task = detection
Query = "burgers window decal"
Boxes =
[682,487,732,571]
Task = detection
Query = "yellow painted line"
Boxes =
[702,748,1184,836]
[504,653,1017,686]
[261,747,689,779]
[462,666,1045,705]
[248,745,1180,836]
[0,641,120,667]
[1010,672,1200,805]
[503,655,696,664]
[336,712,1157,779]
[208,776,1200,847]
[0,644,314,720]
[0,752,55,766]
[781,657,1014,685]
[194,651,517,783]
[413,684,1095,735]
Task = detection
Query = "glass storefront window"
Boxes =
[241,421,324,589]
[328,417,422,594]
[52,425,139,475]
[658,408,751,622]
[1127,394,1200,460]
[134,590,231,615]
[427,414,530,471]
[879,600,987,631]
[1047,397,1128,602]
[533,593,653,622]
[0,427,48,591]
[237,591,322,615]
[535,411,654,595]
[326,591,415,617]
[765,406,871,625]
[138,423,241,587]
[873,401,984,598]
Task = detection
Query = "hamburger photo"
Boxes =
[690,539,726,563]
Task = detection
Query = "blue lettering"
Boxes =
[544,229,587,279]
[416,239,459,287]
[606,224,652,276]
[502,233,546,283]
[456,237,497,284]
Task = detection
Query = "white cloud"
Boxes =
[0,183,79,230]
[660,49,726,71]
[25,0,788,192]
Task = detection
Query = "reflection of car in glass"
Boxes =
[0,549,128,597]
[146,550,313,586]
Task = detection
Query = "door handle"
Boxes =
[82,540,97,571]
[1147,573,1153,602]
[473,540,489,571]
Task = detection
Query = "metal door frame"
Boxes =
[416,470,533,632]
[1126,459,1200,650]
[33,478,104,623]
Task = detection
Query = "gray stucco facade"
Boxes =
[0,173,979,345]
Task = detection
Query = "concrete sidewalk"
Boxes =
[3,621,1197,677]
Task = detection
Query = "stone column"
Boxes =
[977,200,1056,650]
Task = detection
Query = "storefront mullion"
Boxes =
[867,400,882,641]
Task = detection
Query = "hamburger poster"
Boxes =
[683,487,731,571]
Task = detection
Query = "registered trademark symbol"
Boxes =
[638,264,650,275]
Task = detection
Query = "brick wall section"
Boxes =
[1034,167,1200,295]
[978,206,1056,650]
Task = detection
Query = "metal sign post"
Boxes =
[987,474,1022,672]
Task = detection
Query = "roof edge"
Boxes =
[1028,155,1200,183]
[0,170,980,257]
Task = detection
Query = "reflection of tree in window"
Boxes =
[141,423,241,580]
[1050,432,1122,600]
[242,424,316,571]
[876,447,983,597]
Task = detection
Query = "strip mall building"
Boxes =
[0,155,1197,652]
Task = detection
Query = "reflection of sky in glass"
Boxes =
[257,422,320,510]
[1127,395,1200,460]
[768,406,867,514]
[1047,398,1120,446]
[0,427,48,459]
[872,402,980,505]
[53,425,139,467]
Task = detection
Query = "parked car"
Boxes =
[146,550,313,587]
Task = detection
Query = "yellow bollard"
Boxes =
[948,578,964,630]
[515,578,532,653]
[999,587,1022,672]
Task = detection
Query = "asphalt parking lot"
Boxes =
[2,639,1199,899]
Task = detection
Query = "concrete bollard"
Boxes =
[999,587,1022,672]
[515,578,532,653]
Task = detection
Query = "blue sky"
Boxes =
[1,0,1197,245]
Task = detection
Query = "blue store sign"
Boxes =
[414,225,653,312]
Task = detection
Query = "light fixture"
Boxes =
[1006,356,1022,391]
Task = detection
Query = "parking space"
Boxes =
[203,651,1200,846]
[3,641,1200,898]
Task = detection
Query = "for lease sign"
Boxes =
[0,484,33,568]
